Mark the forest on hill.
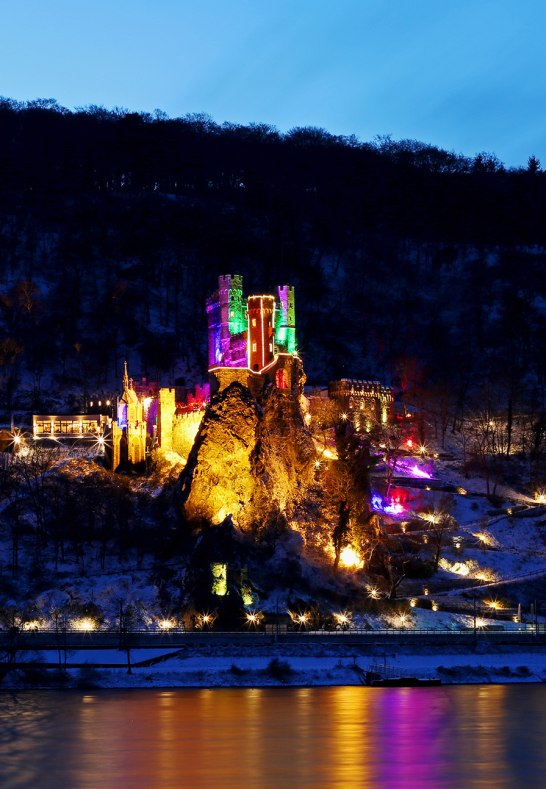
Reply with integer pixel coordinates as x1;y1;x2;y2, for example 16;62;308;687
0;97;545;427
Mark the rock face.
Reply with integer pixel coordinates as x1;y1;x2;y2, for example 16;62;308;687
180;380;315;530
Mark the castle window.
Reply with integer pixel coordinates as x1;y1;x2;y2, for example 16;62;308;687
269;342;273;352
252;342;257;352
252;318;256;327
230;310;234;318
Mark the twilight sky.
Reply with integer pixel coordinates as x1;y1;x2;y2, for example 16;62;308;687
2;0;545;167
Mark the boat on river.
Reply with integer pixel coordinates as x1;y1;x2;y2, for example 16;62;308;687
362;662;442;687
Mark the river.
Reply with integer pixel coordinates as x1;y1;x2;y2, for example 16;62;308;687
1;685;545;788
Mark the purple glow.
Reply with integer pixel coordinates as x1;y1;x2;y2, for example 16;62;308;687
371;493;406;516
391;457;433;479
409;464;432;479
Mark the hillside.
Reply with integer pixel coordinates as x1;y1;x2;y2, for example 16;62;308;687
0;98;545;432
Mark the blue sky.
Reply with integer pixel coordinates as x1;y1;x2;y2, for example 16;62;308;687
1;0;545;167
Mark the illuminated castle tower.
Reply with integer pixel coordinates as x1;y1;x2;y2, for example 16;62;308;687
275;285;296;355
206;274;246;368
247;295;275;371
112;362;147;469
207;275;302;397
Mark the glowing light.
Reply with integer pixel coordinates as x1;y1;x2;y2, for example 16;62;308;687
13;435;21;445
475;617;487;629
341;412;348;421
143;396;152;412
289;611;310;627
475;569;498;582
535;491;546;504
333;611;352;628
242;586;254;606
394;457;433;479
367;585;381;600
23;620;41;631
419;512;438;524
339;546;362;568
431;602;439;612
473;531;495;547
452;562;469;576
314;459;321;469
245;610;264;627
398;613;408;625
457;487;468;495
423;587;429;596
158;618;176;630
419;444;427;456
409;598;417;608
71;617;96;632
485;599;505;611
371;493;405;516
196;612;216;629
211;563;228;596
322;449;336;459
407;438;413;448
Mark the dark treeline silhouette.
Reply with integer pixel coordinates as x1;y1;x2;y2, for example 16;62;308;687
1;97;545;429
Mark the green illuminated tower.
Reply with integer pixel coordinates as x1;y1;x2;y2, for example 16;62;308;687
276;285;297;354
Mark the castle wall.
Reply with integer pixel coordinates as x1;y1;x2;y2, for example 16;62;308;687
172;411;204;458
328;379;395;430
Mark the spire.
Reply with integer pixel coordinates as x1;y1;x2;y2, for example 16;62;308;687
123;360;129;392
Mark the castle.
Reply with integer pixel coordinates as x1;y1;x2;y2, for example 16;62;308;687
206;274;303;399
108;364;206;470
26;275;393;468
111;275;303;468
328;379;394;430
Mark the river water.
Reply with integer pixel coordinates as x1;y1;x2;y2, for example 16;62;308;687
1;685;545;788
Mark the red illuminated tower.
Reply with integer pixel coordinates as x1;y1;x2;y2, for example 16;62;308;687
247;295;275;371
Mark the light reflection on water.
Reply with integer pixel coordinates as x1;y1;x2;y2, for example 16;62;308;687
1;685;545;788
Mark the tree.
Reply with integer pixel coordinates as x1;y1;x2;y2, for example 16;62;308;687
420;497;457;570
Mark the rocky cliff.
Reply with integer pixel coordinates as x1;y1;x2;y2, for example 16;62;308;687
179;379;316;530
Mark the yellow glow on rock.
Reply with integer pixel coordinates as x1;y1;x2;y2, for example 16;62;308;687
211;563;228;596
241;586;254;606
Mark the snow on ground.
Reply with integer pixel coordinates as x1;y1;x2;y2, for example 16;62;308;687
4;645;546;689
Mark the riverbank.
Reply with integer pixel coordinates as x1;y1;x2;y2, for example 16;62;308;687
2;642;545;689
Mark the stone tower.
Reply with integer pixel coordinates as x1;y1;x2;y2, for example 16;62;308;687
206;274;246;368
247;295;275;371
112;362;147;469
158;388;176;452
276;285;296;354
